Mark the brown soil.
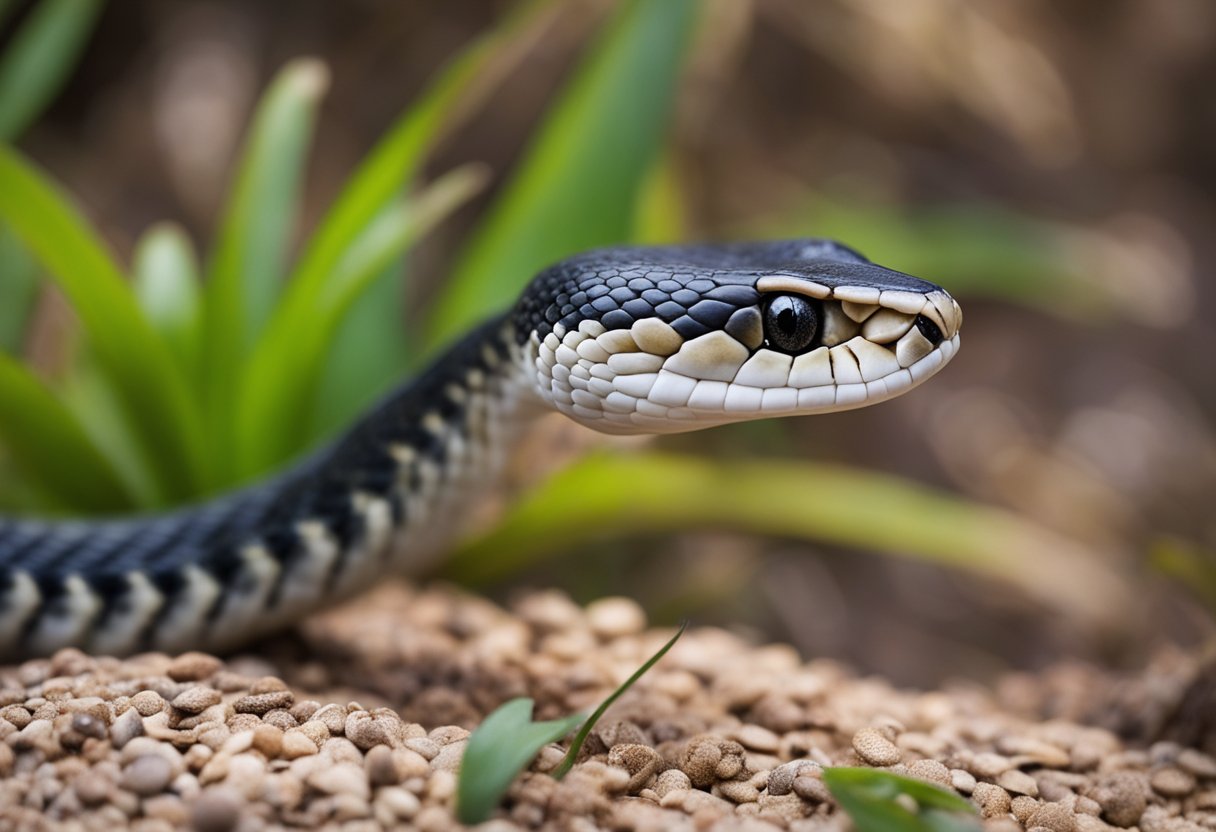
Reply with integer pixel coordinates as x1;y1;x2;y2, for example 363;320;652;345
1;583;1213;831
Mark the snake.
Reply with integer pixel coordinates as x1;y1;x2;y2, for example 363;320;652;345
0;239;961;660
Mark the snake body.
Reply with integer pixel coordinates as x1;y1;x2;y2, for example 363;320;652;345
0;240;961;659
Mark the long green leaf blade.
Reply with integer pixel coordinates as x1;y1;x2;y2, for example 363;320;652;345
234;167;485;476
200;58;328;483
0;227;40;352
428;0;697;349
0;352;132;511
0;146;203;502
133;222;201;373
445;452;1134;632
456;698;583;825
0;0;104;140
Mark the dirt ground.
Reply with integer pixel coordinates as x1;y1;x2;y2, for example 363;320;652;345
1;582;1214;831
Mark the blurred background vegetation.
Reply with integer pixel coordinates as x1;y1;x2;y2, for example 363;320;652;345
0;0;1212;685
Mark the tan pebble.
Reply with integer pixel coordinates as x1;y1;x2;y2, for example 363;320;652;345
0;704;31;728
680;788;734;813
110;707;144;748
428;769;457;801
313;703;348;735
972;782;1013;819
404;736;439;760
143;793;189;825
322;736;363;764
952;769;978;794
654;670;700;702
607;743;662;793
297;719;330;746
192;786;244;832
225;753;268;799
757;791;808;822
365;745;398;786
391;748;431;779
792;774;831;803
1075;795;1102;816
261;709;296;731
907;758;952;787
1178;749;1216;780
251;724;283;758
852;727;901;767
1151;767;1197;797
735;725;780;753
289;699;320;721
171;686;221;715
768;760;820;796
0;744;12;778
968;752;1013;778
197;725;230;751
282;730;318;759
184;744;213;772
1028;801;1077;832
998;769;1040;796
1009;794;1040;823
1073;814;1116;832
121;754;173;796
998;736;1072;769
131;690;165;717
375;785;420;821
221;730;254;755
345;709;400;750
73;771;112;806
232;690;293;715
166;652;223;682
226;713;260;733
715;778;760;803
653;768;691;798
586;596;646;638
431;739;467;772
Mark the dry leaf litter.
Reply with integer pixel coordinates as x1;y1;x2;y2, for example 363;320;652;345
0;583;1213;832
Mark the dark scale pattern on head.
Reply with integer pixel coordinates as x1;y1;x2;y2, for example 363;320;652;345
512;238;937;346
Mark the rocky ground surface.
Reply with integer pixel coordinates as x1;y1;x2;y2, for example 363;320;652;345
1;582;1214;832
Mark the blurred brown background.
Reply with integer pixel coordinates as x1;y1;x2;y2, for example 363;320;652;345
12;0;1216;685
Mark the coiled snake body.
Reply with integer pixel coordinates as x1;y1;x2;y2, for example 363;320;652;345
0;240;961;659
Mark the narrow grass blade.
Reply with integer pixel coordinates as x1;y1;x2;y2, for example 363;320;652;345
444;452;1135;633
234;166;486;475
0;0;104;140
0;352;133;512
456;698;583;825
133;222;201;373
551;621;686;780
0;226;40;353
200;59;328;482
0;147;204;502
428;0;697;349
823;768;980;832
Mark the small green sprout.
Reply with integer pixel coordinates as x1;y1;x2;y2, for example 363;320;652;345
455;621;686;824
823;767;982;832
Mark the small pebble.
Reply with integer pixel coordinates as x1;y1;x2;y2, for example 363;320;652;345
852;727;901;766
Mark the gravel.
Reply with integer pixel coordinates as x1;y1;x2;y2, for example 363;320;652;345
1;582;1214;831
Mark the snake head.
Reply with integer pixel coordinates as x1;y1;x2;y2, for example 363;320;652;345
517;240;961;435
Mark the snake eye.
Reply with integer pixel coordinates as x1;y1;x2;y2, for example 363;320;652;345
914;314;943;346
763;294;820;353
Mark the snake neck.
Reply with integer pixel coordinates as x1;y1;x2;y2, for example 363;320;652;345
0;314;541;658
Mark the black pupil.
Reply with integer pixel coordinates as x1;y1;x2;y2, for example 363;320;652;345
764;295;819;353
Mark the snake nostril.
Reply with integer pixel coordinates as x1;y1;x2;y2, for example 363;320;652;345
914;314;944;346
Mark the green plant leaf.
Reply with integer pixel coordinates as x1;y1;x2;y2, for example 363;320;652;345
456;699;583;825
444;451;1135;633
551;621;686;780
234;165;486;476
0;146;204;504
133;222;201;373
0;226;40;353
199;58;328;483
0;352;132;512
427;0;697;349
823;768;980;832
0;0;104;141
